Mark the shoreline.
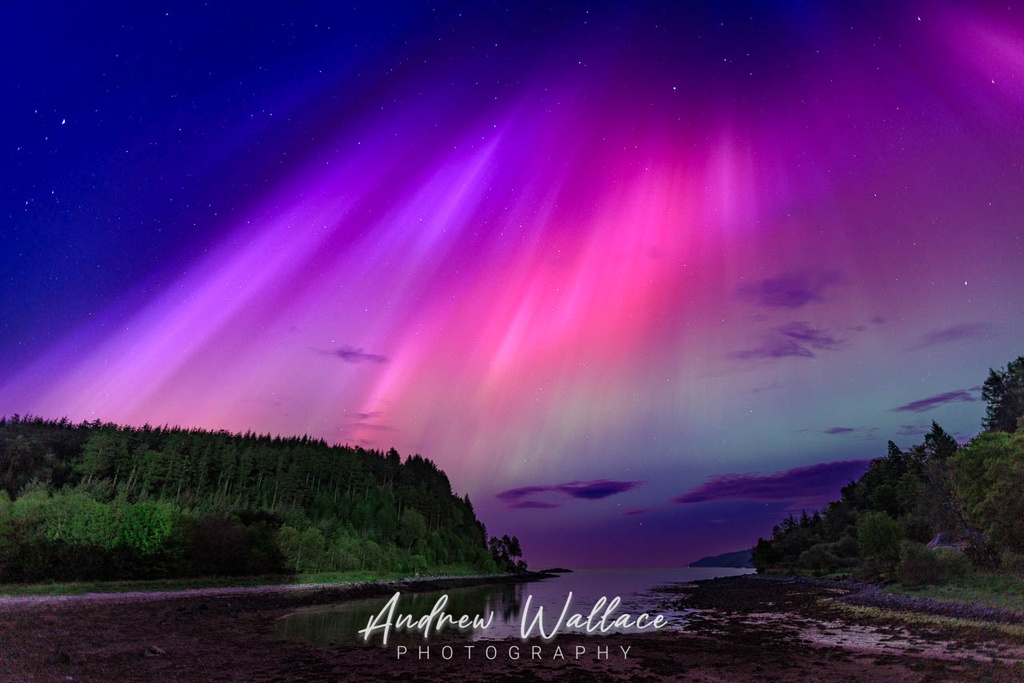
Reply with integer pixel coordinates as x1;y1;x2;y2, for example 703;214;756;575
0;571;551;611
696;574;1024;625
2;572;1023;681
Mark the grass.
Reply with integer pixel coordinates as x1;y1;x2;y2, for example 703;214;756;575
833;601;1024;641
0;564;494;598
884;570;1024;613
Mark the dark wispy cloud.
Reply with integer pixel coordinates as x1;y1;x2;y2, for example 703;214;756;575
824;427;855;435
622;507;655;516
316;346;388;364
735;270;840;309
350;422;395;432
496;485;552;502
730;339;811;360
891;389;977;413
345;410;395;434
496;479;643;509
672;460;871;508
506;500;560;510
912;323;994;350
558;480;643;499
779;322;841;346
730;322;844;360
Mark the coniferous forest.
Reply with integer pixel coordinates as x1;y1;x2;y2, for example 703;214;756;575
753;355;1024;585
0;419;503;583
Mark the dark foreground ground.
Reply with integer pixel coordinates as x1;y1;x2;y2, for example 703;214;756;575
1;574;1023;682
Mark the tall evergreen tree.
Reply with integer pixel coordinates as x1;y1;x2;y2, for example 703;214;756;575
982;356;1024;433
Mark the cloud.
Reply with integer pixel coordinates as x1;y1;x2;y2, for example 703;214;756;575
912;323;994;349
824;427;854;435
672;460;871;508
496;485;553;502
317;346;388;364
622;507;655;516
556;480;643;499
345;410;395;433
891;390;977;413
730;339;813;360
350;422;395;432
506;500;561;510
735;271;840;309
496;479;643;509
778;322;841;346
730;321;844;360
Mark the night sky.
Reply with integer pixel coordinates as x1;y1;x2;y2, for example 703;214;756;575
3;2;1023;567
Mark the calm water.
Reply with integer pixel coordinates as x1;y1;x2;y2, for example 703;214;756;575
275;567;753;646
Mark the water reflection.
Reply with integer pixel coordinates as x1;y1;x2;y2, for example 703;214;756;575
276;581;530;647
275;567;753;647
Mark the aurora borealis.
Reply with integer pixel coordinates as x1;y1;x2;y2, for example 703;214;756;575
3;2;1023;566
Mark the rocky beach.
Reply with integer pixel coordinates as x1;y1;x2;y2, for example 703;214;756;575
2;574;1022;682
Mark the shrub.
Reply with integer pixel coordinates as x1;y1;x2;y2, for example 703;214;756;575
897;541;940;586
933;547;971;581
798;543;840;575
403;554;428;574
897;542;971;586
858;511;902;577
1000;549;1024;575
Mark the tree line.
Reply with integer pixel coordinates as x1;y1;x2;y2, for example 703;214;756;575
0;418;520;582
752;355;1024;585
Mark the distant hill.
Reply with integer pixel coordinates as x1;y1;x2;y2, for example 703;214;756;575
688;549;754;568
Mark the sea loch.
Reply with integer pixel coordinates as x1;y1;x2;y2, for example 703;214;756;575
359;592;493;645
358;590;667;645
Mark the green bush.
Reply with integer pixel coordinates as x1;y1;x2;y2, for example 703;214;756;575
834;534;859;558
403;554;428;574
798;543;840;575
933;547;971;582
897;542;971;586
858;511;902;576
1000;549;1024;575
897;541;940;586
